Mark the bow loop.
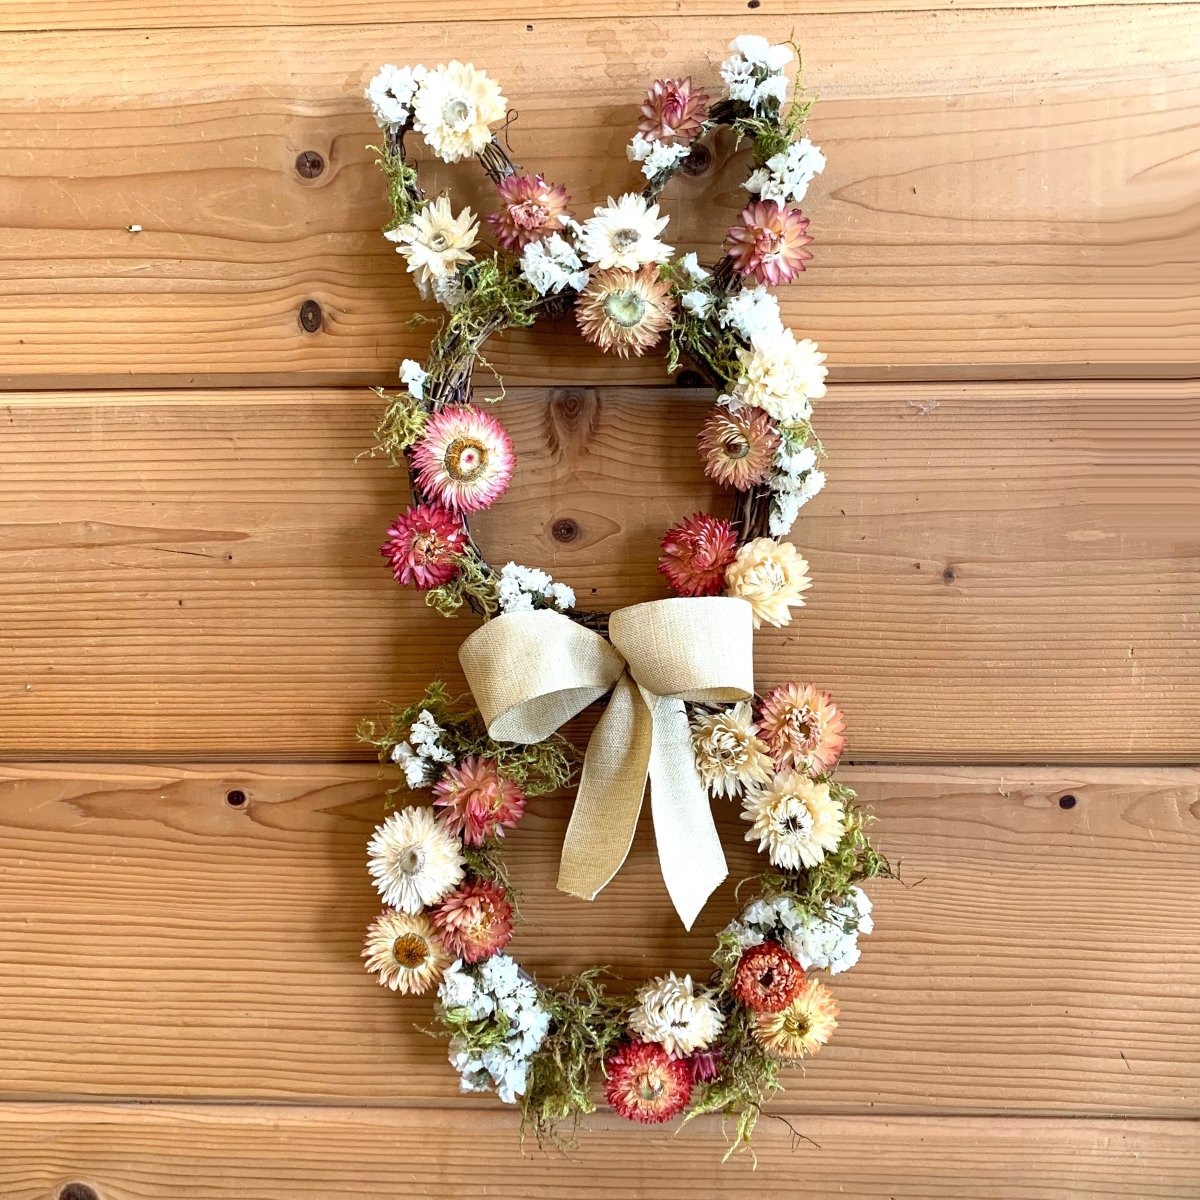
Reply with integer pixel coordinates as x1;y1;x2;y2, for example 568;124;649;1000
458;596;755;928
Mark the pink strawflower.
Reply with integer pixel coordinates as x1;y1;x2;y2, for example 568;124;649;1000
638;77;710;143
411;406;515;513
380;502;468;589
487;173;572;252
433;755;527;847
658;512;738;597
697;405;780;491
687;1047;723;1083
432;879;514;963
725;201;813;286
758;682;848;774
604;1040;693;1124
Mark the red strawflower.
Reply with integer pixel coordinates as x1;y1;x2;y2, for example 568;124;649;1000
725;201;814;286
433;755;527;847
432;879;514;963
487;174;572;252
380;502;468;589
733;941;806;1013
638;77;710;143
658;512;739;597
687;1047;724;1083
604;1039;693;1124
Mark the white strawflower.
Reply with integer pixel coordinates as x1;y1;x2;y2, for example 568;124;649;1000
399;358;427;400
691;701;774;799
628;972;724;1057
385;196;478;294
742;773;846;870
364;63;425;128
678;252;709;284
412;61;506;163
720;286;784;342
745;138;827;207
627;133;692;181
432;272;466;311
367;805;465;912
520;233;589;296
731;329;827;422
578;193;673;270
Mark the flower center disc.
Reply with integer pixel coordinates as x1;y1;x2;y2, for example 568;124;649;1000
392;933;430;968
444;437;488;481
604;289;648;328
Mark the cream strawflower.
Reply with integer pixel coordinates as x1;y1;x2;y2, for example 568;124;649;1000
367;805;465;913
725;537;811;628
628;972;724;1058
578;193;673;270
362;909;450;995
742;772;846;870
731;329;828;423
690;701;774;799
412;61;506;163
386;196;478;294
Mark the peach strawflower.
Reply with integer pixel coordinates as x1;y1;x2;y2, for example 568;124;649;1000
362;909;450;995
604;1040;693;1124
698;405;780;490
752;977;839;1059
576;264;675;357
487;174;572;252
725;200;813;286
733;940;805;1013
432;879;514;963
380;503;468;589
411;405;515;513
659;512;739;597
638;77;710;142
433;755;527;847
758;682;847;774
724;537;811;628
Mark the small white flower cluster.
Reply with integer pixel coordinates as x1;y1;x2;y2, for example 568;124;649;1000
519;233;589;296
720;34;793;113
720;286;784;342
769;437;826;537
745;138;826;207
439;955;552;1104
497;561;575;614
399;357;427;399
364;63;426;128
723;888;873;975
390;708;454;789
628;972;724;1057
627;133;692;181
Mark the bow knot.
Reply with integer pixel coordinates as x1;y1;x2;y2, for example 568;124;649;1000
458;596;755;928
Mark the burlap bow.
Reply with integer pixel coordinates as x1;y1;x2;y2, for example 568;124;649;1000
458;595;755;929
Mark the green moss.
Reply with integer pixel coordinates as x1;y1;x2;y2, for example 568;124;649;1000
371;386;429;462
423;552;500;620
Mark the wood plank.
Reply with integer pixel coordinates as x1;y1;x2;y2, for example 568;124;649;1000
0;1106;1196;1200
2;7;1197;385
2;382;1197;760
0;764;1196;1113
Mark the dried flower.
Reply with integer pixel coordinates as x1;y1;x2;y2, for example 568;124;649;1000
698;405;780;490
627;134;692;181
658;512;738;597
758;682;847;774
752;978;839;1059
385;196;478;294
433;879;515;963
367;805;465;913
520;232;589;296
380;503;468;589
720;286;784;342
639;77;710;142
362;909;450;994
732;940;805;1013
576;265;675;357
604;1040;693;1124
725;200;813;286
628;972;724;1058
578;193;673;270
731;329;827;423
742;772;846;870
411;405;515;513
487;174;572;252
412;61;506;163
690;701;774;799
724;536;811;628
433;755;527;846
745;138;827;207
687;1047;723;1083
365;63;426;129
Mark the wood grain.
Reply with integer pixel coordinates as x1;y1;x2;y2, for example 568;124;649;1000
0;763;1196;1113
2;382;1197;760
1;1106;1197;1200
2;7;1197;385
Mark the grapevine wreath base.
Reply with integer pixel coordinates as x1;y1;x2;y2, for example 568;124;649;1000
355;36;891;1156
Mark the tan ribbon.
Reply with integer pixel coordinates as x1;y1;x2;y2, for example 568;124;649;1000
458;595;755;929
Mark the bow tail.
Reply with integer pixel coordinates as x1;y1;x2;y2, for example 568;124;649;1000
646;693;728;930
557;673;653;903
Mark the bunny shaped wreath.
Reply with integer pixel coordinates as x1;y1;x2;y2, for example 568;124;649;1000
357;38;890;1157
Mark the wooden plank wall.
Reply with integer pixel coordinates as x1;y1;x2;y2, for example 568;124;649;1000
1;3;1198;1197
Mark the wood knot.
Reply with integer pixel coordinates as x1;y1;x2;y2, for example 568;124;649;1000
59;1185;101;1200
552;518;580;543
298;299;323;333
225;789;247;808
680;145;712;176
550;388;587;419
295;150;325;179
941;566;957;585
1058;794;1077;810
